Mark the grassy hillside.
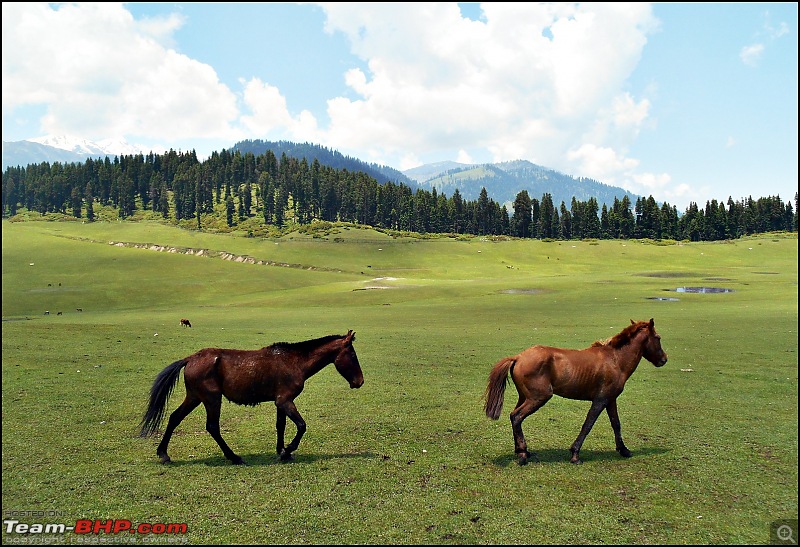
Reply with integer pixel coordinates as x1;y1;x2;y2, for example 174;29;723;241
2;219;797;544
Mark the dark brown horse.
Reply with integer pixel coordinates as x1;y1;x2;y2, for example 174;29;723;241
180;318;191;328
140;331;363;464
484;319;667;465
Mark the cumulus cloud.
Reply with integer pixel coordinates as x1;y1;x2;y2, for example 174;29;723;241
455;150;475;165
239;78;323;143
3;2;667;200
316;3;660;187
2;3;241;147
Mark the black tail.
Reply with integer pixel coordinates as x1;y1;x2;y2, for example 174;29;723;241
139;359;187;437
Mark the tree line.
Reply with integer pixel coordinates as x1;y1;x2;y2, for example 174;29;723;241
2;148;797;240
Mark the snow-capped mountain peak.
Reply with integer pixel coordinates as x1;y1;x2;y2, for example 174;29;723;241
28;135;152;157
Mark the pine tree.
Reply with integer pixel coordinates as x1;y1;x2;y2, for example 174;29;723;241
84;182;94;222
226;195;235;227
511;190;532;238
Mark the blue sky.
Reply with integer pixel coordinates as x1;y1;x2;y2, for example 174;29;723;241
2;2;797;210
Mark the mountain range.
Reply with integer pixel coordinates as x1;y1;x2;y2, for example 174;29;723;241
2;136;640;208
2;135;162;169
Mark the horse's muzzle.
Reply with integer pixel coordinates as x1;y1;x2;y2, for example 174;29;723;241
350;378;364;389
655;354;668;367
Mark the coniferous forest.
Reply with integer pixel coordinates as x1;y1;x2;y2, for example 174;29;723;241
2;147;797;241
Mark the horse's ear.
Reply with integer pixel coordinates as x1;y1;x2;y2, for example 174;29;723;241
649;318;655;327
345;330;355;344
630;319;635;325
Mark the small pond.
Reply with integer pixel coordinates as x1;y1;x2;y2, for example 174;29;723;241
671;287;734;294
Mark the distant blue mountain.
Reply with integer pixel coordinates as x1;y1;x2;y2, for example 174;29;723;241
3;135;160;170
231;139;420;190
2;140;91;169
4;137;639;209
402;161;475;183
409;159;639;208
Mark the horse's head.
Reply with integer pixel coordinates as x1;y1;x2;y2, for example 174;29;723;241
638;318;668;367
335;330;364;389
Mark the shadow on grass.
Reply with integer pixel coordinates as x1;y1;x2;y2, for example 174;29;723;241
490;446;670;467
161;450;380;467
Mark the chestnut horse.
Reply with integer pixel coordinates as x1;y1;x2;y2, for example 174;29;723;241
484;319;667;465
140;331;363;464
180;319;191;328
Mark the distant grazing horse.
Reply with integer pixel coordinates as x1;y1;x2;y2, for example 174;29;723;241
180;319;192;328
484;319;668;465
140;331;364;464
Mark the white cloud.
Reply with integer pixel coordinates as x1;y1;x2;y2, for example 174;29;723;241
3;2;670;201
2;3;240;146
566;144;639;185
740;43;765;66
317;3;660;186
456;149;475;165
773;21;789;38
239;77;322;143
738;12;790;68
764;17;790;39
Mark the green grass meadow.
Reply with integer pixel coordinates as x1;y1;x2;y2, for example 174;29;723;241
2;219;797;544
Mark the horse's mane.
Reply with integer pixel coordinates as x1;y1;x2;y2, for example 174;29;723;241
269;334;346;353
591;321;647;349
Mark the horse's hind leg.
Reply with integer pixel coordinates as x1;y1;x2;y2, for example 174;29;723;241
157;396;200;464
203;397;245;465
606;398;632;458
510;394;552;465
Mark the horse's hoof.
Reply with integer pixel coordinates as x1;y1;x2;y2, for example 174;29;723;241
516;451;530;466
570;458;583;465
279;451;295;462
158;454;171;464
231;458;247;465
619;449;632;458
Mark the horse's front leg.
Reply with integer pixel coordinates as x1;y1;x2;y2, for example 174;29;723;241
606;398;632;458
275;407;287;456
570;398;607;464
276;400;306;462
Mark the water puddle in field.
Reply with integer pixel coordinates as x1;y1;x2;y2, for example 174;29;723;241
670;287;734;294
648;286;735;300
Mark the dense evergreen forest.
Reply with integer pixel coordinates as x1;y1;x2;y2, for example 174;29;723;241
2;147;797;241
